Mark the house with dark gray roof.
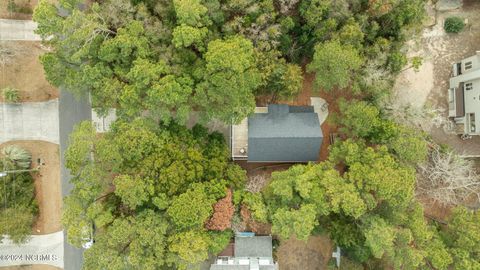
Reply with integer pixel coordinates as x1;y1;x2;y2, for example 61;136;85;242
231;104;323;162
210;235;278;270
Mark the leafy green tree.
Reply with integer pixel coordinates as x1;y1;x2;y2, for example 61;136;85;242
377;0;425;39
337;99;428;164
388;51;407;73
389;127;428;165
363;217;395;259
271;204;319;240
263;140;447;268
337;99;398;142
83;209;169;270
208;230;233;254
241;192;269;223
168;230;210;269
172;24;208;49
0;145;36;244
63;119;246;269
167;184;215;230
441;207;480;269
264;161;366;240
335;18;364;49
194;36;260;124
173;0;210;27
307;40;363;91
255;50;303;102
299;0;332;28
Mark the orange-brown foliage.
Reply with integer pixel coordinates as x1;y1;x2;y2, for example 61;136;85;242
205;189;235;231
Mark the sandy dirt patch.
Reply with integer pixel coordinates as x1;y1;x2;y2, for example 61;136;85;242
0;41;58;103
277;235;333;270
0;0;37;20
391;0;480;156
393;58;434;108
0;141;61;234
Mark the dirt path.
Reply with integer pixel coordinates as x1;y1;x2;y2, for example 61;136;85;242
0;41;58;102
0;141;62;234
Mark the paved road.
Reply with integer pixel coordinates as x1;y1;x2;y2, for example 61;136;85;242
59;90;91;270
0;19;41;41
0;100;59;144
0;231;64;268
1;17;90;269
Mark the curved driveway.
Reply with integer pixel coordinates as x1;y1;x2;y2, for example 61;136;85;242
0;99;59;144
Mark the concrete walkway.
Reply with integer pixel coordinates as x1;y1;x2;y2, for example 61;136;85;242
0;99;59;144
0;231;64;268
311;97;329;125
0;19;41;41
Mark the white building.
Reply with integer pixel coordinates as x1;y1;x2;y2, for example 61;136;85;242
449;51;480;136
91;109;117;133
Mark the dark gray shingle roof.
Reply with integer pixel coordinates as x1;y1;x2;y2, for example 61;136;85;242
248;104;323;162
234;236;273;258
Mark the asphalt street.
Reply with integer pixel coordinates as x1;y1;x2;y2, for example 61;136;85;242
59;90;91;270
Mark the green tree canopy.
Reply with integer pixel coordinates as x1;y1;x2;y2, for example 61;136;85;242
440;207;480;270
0;146;37;244
263;139;447;268
62;119;246;269
337;99;428;164
34;0;303;125
194;36;261;124
307;40;363;91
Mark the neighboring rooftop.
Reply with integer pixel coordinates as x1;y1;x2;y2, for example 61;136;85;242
449;51;480;136
234;236;273;258
210;235;278;270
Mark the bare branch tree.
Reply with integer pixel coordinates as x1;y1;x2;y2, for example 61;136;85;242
381;99;455;134
246;173;269;193
277;0;300;15
417;145;480;206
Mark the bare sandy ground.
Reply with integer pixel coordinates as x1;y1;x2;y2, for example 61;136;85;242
0;141;62;234
277;235;333;270
0;41;58;103
392;0;480;156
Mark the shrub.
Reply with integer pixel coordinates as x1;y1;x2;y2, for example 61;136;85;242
388;51;408;73
444;17;465;33
6;0;32;14
1;145;32;169
2;87;20;103
7;0;17;13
